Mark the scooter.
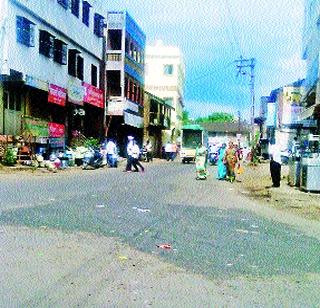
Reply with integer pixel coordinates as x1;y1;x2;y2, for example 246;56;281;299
82;148;103;169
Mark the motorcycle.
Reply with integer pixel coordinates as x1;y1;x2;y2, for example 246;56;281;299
82;148;103;169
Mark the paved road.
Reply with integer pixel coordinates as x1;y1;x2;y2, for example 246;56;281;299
1;161;320;306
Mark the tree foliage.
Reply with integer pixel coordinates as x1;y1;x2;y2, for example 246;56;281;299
182;110;192;125
195;112;234;123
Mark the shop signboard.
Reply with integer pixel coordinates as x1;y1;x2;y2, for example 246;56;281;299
107;96;125;115
68;79;85;105
49;137;65;148
24;75;49;92
124;111;143;128
23;116;49;137
48;84;67;106
83;82;104;108
48;122;65;138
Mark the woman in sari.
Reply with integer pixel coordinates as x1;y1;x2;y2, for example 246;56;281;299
195;143;208;180
224;141;240;183
216;143;227;180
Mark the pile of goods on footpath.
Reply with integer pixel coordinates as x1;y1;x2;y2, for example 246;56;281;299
0;136;119;172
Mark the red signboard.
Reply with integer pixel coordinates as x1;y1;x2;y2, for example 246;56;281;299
48;122;65;138
83;82;104;109
48;84;67;106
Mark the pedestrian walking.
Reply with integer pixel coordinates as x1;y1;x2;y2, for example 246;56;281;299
224;141;240;183
131;140;145;172
171;142;177;161
145;139;153;162
195;143;207;180
165;142;172;161
106;138;118;167
269;143;282;187
125;136;134;172
216;143;227;180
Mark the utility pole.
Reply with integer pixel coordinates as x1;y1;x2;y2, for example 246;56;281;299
235;57;256;144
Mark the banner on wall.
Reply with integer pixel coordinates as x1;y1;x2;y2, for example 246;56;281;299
82;82;104;108
48;84;67;106
23;116;49;137
68;79;85;105
48;122;65;138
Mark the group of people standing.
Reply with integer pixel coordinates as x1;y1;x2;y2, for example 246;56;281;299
216;141;241;183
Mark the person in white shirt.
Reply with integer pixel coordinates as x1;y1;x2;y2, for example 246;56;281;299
165;142;172;161
131;140;145;172
125;136;134;172
269;143;282;187
106;139;117;167
144;139;153;162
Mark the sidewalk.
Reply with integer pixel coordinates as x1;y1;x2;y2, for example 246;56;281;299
234;160;320;221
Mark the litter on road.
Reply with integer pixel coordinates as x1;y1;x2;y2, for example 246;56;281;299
235;229;249;234
118;255;128;261
156;243;172;250
96;204;106;208
132;207;151;213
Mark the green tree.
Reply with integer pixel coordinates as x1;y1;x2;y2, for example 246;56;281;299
195;112;234;123
182;110;192;125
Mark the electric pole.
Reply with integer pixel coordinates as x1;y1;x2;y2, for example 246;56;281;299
234;57;256;144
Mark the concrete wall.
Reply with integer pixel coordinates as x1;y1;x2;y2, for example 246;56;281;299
4;0;103;89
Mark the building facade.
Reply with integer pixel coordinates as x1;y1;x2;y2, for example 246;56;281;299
145;40;185;143
301;0;320;130
143;91;173;157
105;11;145;154
0;0;105;149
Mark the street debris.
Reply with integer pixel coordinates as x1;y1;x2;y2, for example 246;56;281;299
132;206;151;213
96;204;105;208
235;229;249;234
118;255;128;261
156;243;172;250
226;263;233;267
251;225;259;228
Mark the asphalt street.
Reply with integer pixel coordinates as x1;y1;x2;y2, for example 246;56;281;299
1;160;320;306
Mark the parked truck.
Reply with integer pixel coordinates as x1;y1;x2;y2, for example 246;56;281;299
180;124;206;163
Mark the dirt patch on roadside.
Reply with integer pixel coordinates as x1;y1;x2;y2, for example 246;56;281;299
235;161;320;221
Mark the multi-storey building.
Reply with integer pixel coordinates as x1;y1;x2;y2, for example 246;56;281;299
143;91;173;157
105;11;145;154
145;40;185;143
301;0;320;130
0;0;106;149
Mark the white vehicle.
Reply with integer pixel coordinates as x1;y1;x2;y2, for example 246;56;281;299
180;124;205;163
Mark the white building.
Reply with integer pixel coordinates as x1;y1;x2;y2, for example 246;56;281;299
0;0;106;142
145;40;185;142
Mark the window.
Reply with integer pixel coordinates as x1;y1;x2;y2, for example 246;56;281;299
68;49;84;80
77;55;84;81
4;91;21;111
16;16;35;47
39;30;55;58
91;64;98;87
82;1;91;27
164;64;173;75
94;13;104;37
54;39;67;65
57;0;69;9
71;0;80;17
68;49;79;77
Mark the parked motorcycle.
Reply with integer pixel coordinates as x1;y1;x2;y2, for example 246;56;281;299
82;148;103;169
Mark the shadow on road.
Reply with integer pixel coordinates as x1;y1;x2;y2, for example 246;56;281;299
1;197;320;280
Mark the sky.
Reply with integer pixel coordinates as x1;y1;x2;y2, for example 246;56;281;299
103;0;306;121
